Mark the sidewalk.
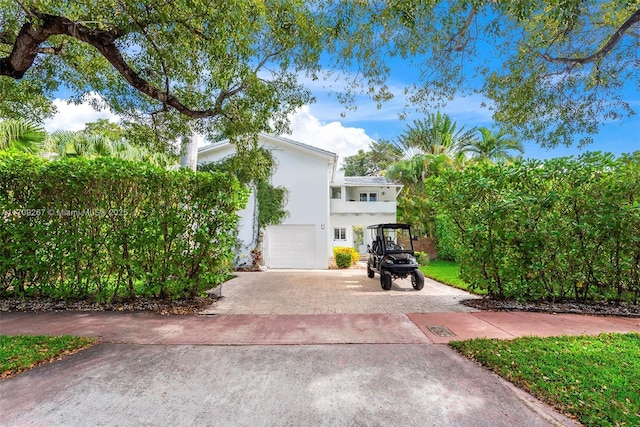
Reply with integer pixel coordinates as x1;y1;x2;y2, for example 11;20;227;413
1;310;639;345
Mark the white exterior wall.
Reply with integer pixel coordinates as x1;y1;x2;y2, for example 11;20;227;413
329;213;397;255
263;140;332;269
198;135;335;269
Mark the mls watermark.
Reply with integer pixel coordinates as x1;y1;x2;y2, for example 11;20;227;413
4;208;129;217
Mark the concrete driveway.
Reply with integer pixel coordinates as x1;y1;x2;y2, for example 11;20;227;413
205;266;480;315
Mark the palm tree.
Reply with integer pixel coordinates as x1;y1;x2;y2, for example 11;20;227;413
397;112;476;160
44;129;176;166
0;119;46;152
458;127;524;163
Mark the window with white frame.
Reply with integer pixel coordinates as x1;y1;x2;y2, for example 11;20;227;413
334;227;346;240
359;192;378;202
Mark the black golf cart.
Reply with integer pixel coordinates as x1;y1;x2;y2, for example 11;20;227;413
366;223;425;290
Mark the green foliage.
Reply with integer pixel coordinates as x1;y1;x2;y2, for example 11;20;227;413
352;225;364;248
414;251;430;266
333;246;359;268
0;0;377;141
0;75;57;121
434;214;459;261
43;126;178;166
0;152;249;301
458;127;524;164
387;153;456;237
199;145;274;185
451;333;640;426
2;2;636;148
342;140;403;176
256;180;288;227
329;1;638;147
428;151;640;302
398;112;475;158
0;119;46;153
1;335;95;379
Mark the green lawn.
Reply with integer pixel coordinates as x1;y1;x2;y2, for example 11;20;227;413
420;260;485;295
1;335;96;380
451;333;640;426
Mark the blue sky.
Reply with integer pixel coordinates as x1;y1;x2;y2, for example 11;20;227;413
45;42;640;164
294;59;640;161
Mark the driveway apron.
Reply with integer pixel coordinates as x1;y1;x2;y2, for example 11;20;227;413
2;268;636;426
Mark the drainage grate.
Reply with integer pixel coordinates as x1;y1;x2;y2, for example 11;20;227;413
427;325;456;337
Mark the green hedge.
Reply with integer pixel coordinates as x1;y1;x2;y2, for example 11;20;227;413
0;153;249;301
428;152;640;303
434;214;458;261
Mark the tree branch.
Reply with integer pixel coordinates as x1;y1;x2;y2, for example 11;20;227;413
454;8;476;52
0;13;222;119
543;9;640;65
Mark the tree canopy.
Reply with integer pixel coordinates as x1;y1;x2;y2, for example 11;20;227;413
1;1;637;148
342;140;402;176
332;0;639;147
0;0;343;141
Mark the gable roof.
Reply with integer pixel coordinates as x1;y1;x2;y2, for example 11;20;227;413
198;133;337;161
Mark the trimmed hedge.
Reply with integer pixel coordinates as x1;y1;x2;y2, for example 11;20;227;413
428;152;640;303
0;153;249;301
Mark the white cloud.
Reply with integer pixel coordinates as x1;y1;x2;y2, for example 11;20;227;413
44;95;119;132
282;105;374;164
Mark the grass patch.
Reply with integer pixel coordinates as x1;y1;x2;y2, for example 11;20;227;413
1;335;96;380
420;260;485;295
450;333;640;426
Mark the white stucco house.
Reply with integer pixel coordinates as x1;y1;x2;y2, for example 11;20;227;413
329;174;403;256
198;133;401;269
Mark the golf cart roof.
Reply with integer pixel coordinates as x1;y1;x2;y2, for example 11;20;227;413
366;223;411;229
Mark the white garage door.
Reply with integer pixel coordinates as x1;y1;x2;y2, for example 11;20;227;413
266;225;316;269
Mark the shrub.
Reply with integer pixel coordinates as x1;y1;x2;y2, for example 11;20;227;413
333;246;359;268
427;152;640;303
434;214;459;261
0;153;249;301
415;251;430;266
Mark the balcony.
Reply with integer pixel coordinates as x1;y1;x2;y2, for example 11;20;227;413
330;199;397;214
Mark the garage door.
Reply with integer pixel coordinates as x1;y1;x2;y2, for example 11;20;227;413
266;225;316;269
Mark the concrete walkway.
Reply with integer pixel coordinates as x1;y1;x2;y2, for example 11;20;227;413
1;268;639;426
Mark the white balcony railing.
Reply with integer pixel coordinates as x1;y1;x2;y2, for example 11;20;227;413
330;199;397;214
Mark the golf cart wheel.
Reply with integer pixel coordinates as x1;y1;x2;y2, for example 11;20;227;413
367;264;375;278
380;271;392;290
411;269;425;290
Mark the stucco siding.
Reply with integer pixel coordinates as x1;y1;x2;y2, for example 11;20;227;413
329;213;397;255
198;135;335;269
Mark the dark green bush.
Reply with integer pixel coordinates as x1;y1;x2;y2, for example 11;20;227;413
434;214;458;261
428;152;640;303
0;153;249;301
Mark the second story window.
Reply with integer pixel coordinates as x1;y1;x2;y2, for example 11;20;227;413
359;192;378;202
331;187;342;199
